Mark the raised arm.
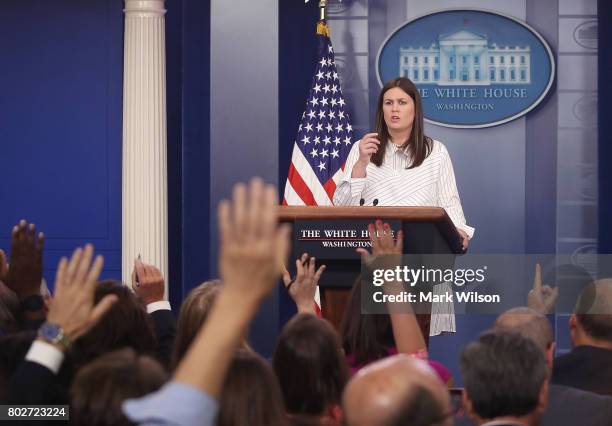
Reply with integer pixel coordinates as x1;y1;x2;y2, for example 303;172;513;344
9;244;117;405
0;220;46;326
123;178;291;426
175;178;290;394
357;221;426;354
282;253;325;315
132;260;176;369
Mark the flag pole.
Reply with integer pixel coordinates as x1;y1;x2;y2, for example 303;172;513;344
316;0;330;37
319;0;327;21
305;0;328;22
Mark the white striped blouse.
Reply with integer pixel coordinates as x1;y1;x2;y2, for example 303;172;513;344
333;139;475;238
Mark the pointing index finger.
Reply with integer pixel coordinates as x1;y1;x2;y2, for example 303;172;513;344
533;263;542;291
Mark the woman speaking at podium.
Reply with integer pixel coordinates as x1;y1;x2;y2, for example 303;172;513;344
333;77;474;248
332;77;474;336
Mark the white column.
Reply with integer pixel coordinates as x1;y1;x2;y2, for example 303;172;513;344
122;0;168;295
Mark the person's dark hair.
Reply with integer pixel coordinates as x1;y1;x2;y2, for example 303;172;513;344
69;280;157;369
273;313;348;416
574;281;612;342
171;280;222;369
340;276;395;364
460;330;547;420
69;348;167;426
371;77;432;169
217;350;288;426
387;385;447;426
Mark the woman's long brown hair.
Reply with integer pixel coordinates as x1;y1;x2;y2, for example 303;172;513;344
371;77;432;168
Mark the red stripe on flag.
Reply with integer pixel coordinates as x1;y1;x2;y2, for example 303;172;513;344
287;163;317;206
323;179;337;202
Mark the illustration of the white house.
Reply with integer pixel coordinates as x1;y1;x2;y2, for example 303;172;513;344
399;30;531;85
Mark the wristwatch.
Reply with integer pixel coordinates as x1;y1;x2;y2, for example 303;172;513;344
38;322;71;351
20;295;44;312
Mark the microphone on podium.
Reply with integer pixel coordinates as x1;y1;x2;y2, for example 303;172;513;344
373;199;379;206
359;198;365;206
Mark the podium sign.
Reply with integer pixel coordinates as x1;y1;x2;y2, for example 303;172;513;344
294;219;402;260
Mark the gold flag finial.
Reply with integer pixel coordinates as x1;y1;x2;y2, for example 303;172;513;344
305;0;330;21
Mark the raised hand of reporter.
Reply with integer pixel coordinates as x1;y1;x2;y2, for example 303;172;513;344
132;259;165;305
0;220;44;300
174;178;291;398
282;253;326;314
357;220;424;353
42;244;117;351
218;178;291;305
356;220;403;265
528;263;558;315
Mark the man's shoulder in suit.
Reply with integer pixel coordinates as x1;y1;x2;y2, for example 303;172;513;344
553;345;612;395
544;383;612;426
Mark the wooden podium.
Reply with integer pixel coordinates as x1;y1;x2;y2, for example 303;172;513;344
278;206;464;340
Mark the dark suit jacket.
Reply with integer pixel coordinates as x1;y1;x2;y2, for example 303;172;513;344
5;361;68;426
454;384;612;426
544;384;612;426
553;345;612;396
5;310;175;404
149;309;176;370
7;359;69;406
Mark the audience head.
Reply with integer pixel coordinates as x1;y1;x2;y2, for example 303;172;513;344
341;276;395;365
570;279;612;348
171;279;223;368
273;313;348;423
70;280;157;368
217;350;288;426
494;306;555;368
70;348;167;426
460;330;548;426
343;354;452;426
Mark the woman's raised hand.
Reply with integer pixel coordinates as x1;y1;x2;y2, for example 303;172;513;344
356;133;380;166
351;133;380;179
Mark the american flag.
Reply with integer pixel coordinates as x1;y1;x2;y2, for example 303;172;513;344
282;21;354;206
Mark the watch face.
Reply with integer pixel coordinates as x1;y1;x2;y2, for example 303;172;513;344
40;323;61;340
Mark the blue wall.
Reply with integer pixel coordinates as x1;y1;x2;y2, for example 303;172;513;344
0;0;124;284
0;0;211;305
